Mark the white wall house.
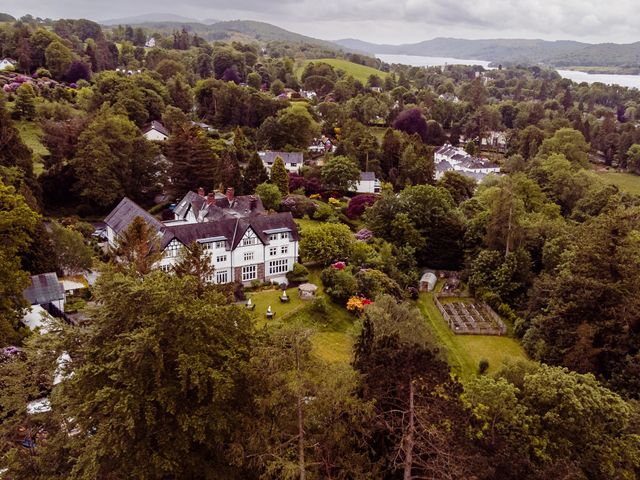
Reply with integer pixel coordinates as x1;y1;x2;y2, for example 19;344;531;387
352;172;381;194
105;188;300;286
259;151;303;174
143;120;169;141
0;58;16;70
145;37;156;48
434;143;501;181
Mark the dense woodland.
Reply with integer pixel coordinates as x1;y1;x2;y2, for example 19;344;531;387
1;15;640;480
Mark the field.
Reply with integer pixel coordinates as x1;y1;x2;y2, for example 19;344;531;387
295;58;389;84
417;292;528;380
597;171;640;196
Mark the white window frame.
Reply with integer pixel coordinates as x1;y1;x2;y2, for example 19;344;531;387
241;229;258;247
243;252;254;262
242;265;257;281
216;255;227;263
166;241;181;258
280;245;288;255
269;246;277;256
269;233;278;241
216;270;228;284
269;259;288;275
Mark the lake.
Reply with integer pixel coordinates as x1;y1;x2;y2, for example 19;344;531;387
376;53;640;89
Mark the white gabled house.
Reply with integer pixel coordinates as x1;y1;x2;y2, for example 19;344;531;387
142;120;169;141
259;151;304;174
104;188;300;285
0;58;16;71
352;172;381;194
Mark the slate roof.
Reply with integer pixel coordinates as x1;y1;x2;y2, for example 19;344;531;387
259;151;304;165
143;120;169;137
161;212;298;250
173;191;200;219
104;197;164;236
24;273;65;306
360;171;376;181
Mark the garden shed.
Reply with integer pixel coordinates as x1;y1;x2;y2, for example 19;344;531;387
419;271;437;292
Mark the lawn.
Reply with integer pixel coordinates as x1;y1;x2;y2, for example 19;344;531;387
245;270;356;364
295;58;389;84
597;171;640;196
417;292;528;380
14;120;49;175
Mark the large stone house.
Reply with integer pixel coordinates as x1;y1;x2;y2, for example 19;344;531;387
104;188;299;285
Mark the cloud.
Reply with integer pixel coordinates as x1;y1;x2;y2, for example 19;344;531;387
4;0;640;43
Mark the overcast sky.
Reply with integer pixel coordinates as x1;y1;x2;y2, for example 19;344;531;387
2;0;640;44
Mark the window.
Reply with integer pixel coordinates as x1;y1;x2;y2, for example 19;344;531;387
204;274;214;283
280;232;289;240
290;163;297;167
269;233;278;241
243;252;254;262
160;265;171;273
216;270;228;284
242;265;257;281
269;246;277;256
281;245;288;255
269;259;288;275
202;242;214;251
242;237;255;246
166;241;181;258
215;241;225;249
216;255;227;263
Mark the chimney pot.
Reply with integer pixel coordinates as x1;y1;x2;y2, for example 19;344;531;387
226;187;235;204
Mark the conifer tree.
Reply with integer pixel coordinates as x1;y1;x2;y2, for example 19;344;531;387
270;156;289;195
243;152;268;193
166;124;217;196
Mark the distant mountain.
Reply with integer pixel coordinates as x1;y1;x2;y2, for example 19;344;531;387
101;13;199;25
0;12;15;22
206;20;341;49
99;18;348;53
335;37;640;69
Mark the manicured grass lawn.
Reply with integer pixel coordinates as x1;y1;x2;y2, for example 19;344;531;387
245;269;356;364
295;58;389;84
416;292;528;380
294;217;323;233
597;171;640;196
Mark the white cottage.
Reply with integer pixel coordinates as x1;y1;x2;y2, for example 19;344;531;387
0;58;16;71
259;151;304;174
352;172;381;194
143;120;169;141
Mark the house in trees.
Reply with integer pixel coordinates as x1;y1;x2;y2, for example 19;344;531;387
435;143;500;181
142;120;169;141
259;151;304;174
22;272;66;332
104;188;300;285
0;58;16;70
352;171;381;194
145;37;156;48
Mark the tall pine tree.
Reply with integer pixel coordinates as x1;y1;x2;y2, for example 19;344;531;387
167;124;217;197
270;156;289;196
242;152;268;194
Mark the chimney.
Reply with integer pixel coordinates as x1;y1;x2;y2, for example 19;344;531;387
197;187;205;197
207;192;215;206
226;187;235;205
249;195;257;211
